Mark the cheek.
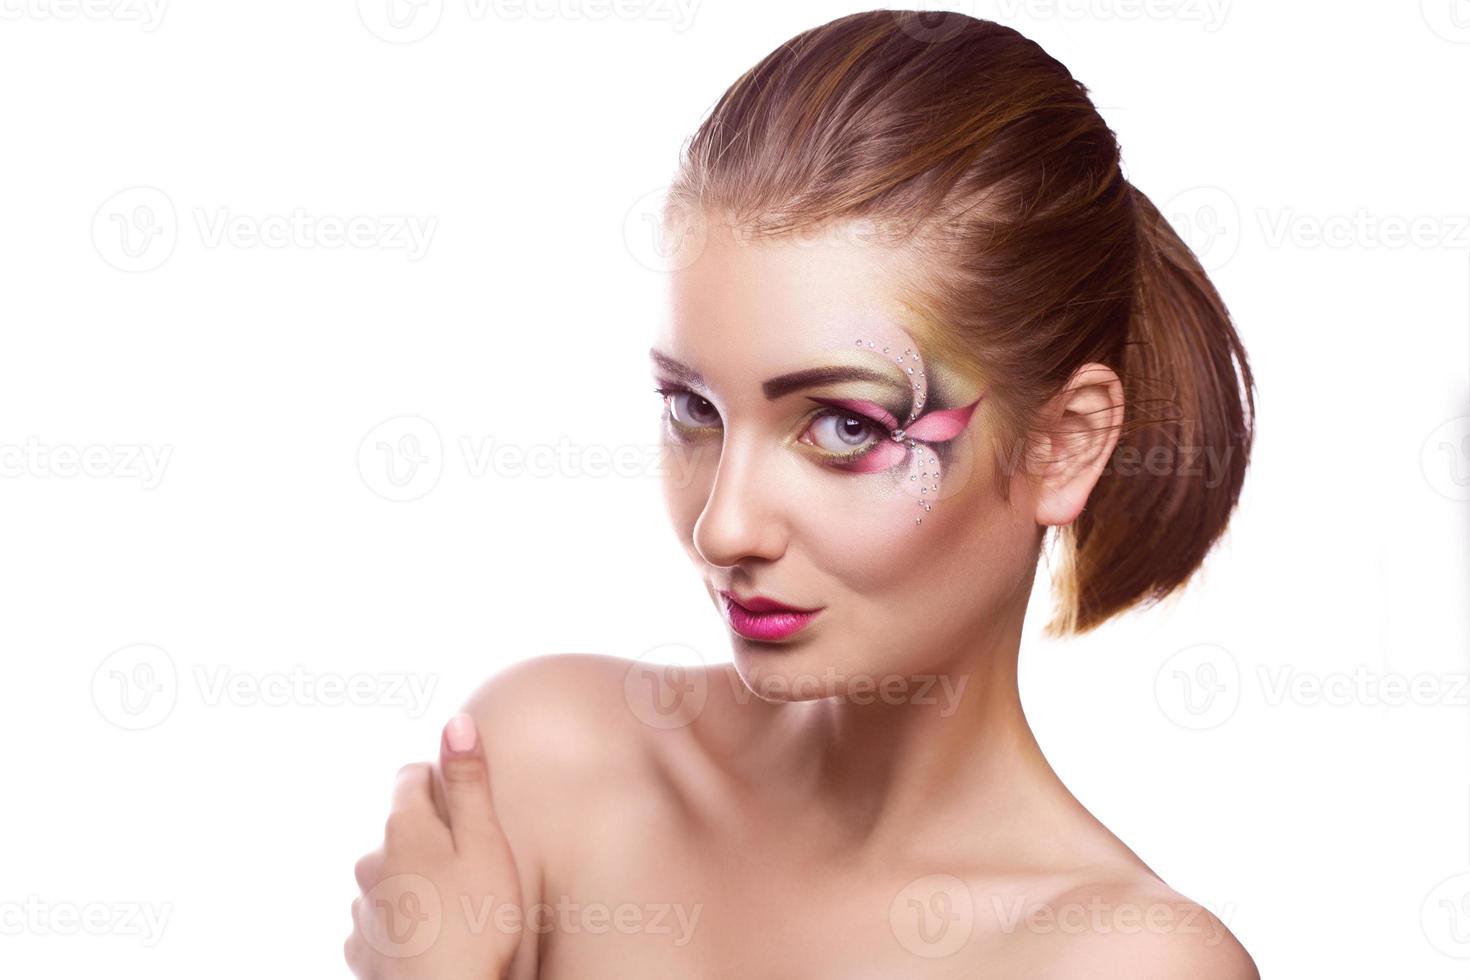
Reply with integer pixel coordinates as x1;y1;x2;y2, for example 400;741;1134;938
797;491;925;591
801;440;1014;628
799;436;988;588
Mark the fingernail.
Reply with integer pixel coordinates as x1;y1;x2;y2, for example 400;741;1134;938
445;712;477;753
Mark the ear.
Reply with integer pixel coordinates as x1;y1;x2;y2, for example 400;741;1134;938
1030;362;1124;527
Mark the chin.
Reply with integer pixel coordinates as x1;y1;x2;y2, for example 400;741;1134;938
731;642;870;703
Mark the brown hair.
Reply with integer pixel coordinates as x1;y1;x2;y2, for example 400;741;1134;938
664;10;1256;636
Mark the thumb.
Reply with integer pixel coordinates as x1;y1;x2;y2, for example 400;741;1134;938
438;711;500;853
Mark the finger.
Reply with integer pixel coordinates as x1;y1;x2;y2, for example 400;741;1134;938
437;711;502;855
353;850;382;892
430;757;450;825
343;929;368;977
390;762;438;820
386;763;450;850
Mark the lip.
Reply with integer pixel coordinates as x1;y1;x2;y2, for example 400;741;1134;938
718;590;822;641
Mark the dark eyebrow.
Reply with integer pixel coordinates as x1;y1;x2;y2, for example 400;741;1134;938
649;348;912;401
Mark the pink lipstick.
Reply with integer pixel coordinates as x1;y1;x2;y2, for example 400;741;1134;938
718;590;822;641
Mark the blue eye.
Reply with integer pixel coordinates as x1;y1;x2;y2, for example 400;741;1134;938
805;412;880;453
654;386;721;432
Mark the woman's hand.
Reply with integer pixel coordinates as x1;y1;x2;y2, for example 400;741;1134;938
346;713;524;980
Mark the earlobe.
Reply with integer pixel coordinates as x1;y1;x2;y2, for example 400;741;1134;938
1032;363;1125;528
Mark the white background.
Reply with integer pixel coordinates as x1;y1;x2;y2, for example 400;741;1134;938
1;1;1466;976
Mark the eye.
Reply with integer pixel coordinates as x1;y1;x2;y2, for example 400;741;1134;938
654;385;722;432
801;410;882;457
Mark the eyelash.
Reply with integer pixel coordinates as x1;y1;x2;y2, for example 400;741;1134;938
652;384;885;467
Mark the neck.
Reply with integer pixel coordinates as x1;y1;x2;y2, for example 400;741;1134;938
721;598;1096;870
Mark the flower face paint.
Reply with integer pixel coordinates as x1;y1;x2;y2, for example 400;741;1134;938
809;334;986;525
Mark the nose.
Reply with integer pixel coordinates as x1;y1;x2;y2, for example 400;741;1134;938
691;431;788;568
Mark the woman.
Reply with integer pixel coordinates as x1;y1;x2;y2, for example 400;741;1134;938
346;10;1259;978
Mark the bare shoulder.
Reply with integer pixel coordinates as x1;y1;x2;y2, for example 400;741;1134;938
459;652;660;780
1019;873;1259;979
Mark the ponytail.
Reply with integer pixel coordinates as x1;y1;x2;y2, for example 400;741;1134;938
1046;185;1257;636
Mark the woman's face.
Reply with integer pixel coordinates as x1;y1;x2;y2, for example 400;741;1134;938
653;217;1040;701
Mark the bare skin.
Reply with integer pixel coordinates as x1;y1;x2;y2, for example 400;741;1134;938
347;217;1260;978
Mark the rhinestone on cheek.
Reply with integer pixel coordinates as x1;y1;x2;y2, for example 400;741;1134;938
855;335;948;527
